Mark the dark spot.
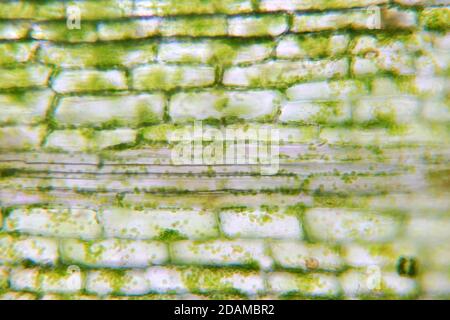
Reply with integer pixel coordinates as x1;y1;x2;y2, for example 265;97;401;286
397;256;418;277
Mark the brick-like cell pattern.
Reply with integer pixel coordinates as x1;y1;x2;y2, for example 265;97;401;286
0;0;449;300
